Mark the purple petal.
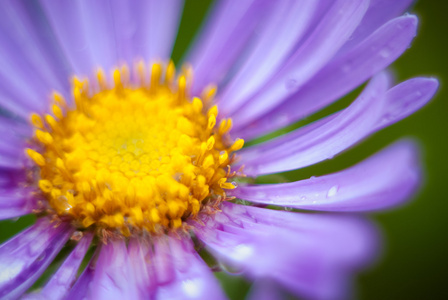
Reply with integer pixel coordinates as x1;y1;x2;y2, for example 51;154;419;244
37;233;93;300
0;218;72;299
127;239;156;298
373;77;439;131
0;168;26;189
0;1;72;117
192;202;377;300
246;279;285;300
42;0;182;77
0;191;35;220
238;72;391;176
232;139;421;211
40;0;97;76
0;117;32;138
153;237;176;287
187;0;272;95
217;1;318;114
236;15;419;139
0;153;23;170
338;0;413;54
155;236;227;300
89;240;140;299
229;0;369;127
41;0;118;75
0;131;27;163
65;253;96;300
109;0;184;65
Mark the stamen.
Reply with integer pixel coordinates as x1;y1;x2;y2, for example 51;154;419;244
26;62;244;236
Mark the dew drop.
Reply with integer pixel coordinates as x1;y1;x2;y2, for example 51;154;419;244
379;49;390;58
285;78;298;90
342;64;352;73
218;261;244;275
327;185;339;198
284;207;293;211
182;279;202;298
36;252;46;262
255;191;267;198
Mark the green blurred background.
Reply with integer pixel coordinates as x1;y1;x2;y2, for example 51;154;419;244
1;1;447;299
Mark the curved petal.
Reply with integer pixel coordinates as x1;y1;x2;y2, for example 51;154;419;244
218;0;318;114
229;0;369;127
0;1;72;117
236;15;419;139
0;218;72;299
192;202;377;300
35;233;93;300
232;139;421;211
0;153;23;170
65;253;96;300
42;0;183;77
238;72;391;176
0;117;32;138
127;239;156;298
41;0;117;76
39;0;96;76
88;240;140;300
187;0;272;94
373;77;439;131
338;0;413;54
155;236;227;300
0;191;36;220
109;0;183;65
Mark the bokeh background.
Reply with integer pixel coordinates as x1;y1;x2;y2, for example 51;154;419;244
0;1;447;299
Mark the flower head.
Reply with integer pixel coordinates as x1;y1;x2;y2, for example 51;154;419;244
0;1;438;300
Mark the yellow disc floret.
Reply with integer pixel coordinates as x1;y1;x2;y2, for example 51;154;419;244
26;62;243;235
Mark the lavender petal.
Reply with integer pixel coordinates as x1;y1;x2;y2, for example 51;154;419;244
65;253;96;300
37;233;93;300
238;72;391;176
229;0;369;128
187;0;272;95
0;1;72;117
109;0;184;66
0;192;35;220
232;139;421;211
89;240;140;299
155;236;227;300
0;218;72;299
236;15;418;139
192;202;377;300
338;0;413;54
218;0;318;115
373;77;439;130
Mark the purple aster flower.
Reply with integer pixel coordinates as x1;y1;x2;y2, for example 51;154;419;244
0;1;438;300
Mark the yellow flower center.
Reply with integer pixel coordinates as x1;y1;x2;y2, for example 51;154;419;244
26;62;243;236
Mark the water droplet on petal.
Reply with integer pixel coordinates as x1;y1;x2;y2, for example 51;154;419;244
285;78;298;90
327;185;339;198
379;49;390;58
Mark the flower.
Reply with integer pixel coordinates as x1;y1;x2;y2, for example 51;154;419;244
0;1;438;300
